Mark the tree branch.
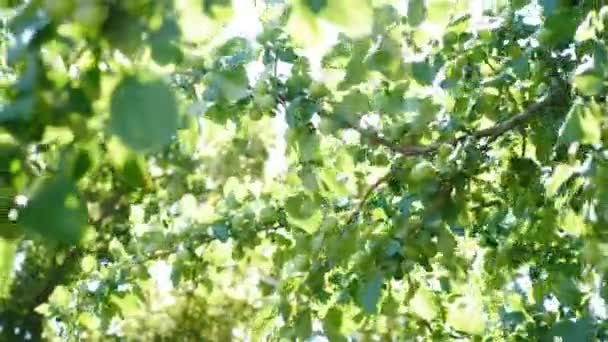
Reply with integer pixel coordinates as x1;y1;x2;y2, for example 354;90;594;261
355;90;558;157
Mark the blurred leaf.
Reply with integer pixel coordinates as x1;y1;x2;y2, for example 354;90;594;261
539;8;580;47
303;0;327;13
320;0;373;38
20;176;88;244
407;0;426;27
287;2;324;47
110;76;179;152
540;0;559;17
0;238;17;298
427;0;453;26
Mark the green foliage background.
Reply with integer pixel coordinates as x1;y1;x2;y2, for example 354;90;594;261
1;0;608;340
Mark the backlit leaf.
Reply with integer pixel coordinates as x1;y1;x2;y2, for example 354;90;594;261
447;296;486;335
558;102;601;146
410;285;439;321
546;163;574;196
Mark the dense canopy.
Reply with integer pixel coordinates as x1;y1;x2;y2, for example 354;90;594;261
1;0;608;340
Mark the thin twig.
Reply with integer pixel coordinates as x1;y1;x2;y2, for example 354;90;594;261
347;170;393;224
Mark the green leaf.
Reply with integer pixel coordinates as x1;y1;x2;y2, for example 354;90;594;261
77;312;100;330
177;114;200;155
334;90;370;124
285;194;317;220
0;95;34;122
511;0;529;9
303;0;327;13
149;19;183;66
287;2;324;48
110;75;179;152
320;0;373;38
573;57;604;96
103;8;144;56
538;8;580;47
411;59;435;85
20;176;88;244
110;293;142;317
207;66;250;103
437;226;457;256
546;163;574;196
560;209;586;236
446;296;486;335
549;317;593;341
286;97;319;128
0;238;17;298
552;274;582;307
427;0;453;26
107;138;151;190
285;193;322;233
203;0;232;18
80;255;97;273
574;11;597;42
407;0;426;27
49;285;72;309
558;102;602;146
540;0;559;17
573;73;603;96
357;272;383;314
340;39;370;88
294;309;312;340
367;37;405;80
322;307;344;338
410;285;439;321
252;306;277;341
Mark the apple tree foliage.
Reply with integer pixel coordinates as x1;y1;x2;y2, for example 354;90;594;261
1;0;608;340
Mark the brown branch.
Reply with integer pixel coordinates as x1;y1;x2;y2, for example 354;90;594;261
355;90;557;157
347;170;393;224
342;91;558;222
470;92;552;139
